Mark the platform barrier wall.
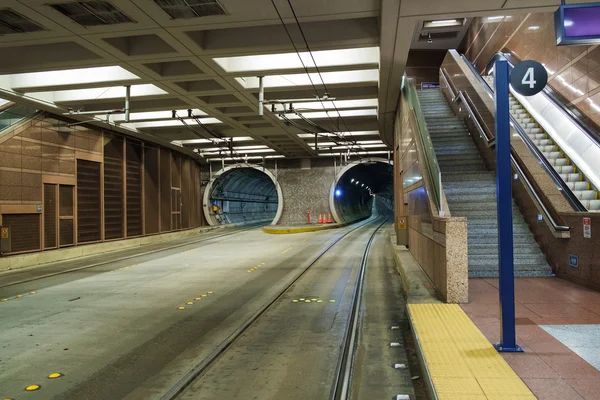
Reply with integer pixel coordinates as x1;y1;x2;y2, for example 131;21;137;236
396;81;468;303
442;50;600;291
0;112;206;257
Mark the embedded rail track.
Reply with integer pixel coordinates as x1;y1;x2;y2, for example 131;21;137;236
161;216;389;400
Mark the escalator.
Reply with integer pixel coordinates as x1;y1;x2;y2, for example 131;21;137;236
481;75;600;210
417;89;552;277
475;53;600;212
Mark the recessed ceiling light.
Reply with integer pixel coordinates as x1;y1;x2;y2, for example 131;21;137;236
487;16;504;21
528;26;540;30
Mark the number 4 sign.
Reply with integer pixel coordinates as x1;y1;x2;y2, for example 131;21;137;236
510;60;548;97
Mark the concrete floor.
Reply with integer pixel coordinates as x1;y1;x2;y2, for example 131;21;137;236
0;221;418;400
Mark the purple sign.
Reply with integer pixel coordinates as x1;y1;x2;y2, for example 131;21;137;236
564;6;600;38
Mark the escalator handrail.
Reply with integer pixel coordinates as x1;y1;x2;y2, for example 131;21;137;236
458;56;587;212
486;52;600;147
440;68;570;232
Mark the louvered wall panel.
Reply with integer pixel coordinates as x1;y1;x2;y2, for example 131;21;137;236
60;219;74;247
2;214;41;253
103;136;124;240
77;159;101;243
59;185;74;247
126;140;143;237
44;184;57;249
144;146;159;234
181;158;190;229
159;148;171;232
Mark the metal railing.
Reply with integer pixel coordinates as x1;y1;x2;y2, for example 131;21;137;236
458;57;587;212
440;68;570;232
0;103;39;134
402;75;444;216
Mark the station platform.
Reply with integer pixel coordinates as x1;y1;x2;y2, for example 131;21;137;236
262;221;355;234
404;271;600;399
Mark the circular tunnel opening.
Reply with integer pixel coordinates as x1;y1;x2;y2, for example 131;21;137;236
203;165;282;226
330;160;394;223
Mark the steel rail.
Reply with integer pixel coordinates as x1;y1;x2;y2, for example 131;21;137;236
330;217;388;400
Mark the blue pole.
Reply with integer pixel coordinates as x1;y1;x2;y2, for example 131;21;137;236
493;60;522;353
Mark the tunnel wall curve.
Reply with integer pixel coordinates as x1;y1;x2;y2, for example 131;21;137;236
329;158;394;223
203;163;283;226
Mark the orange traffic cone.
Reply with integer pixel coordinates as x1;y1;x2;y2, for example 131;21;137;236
318;214;323;224
327;214;333;223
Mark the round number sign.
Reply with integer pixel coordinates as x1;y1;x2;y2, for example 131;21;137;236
510;60;548;96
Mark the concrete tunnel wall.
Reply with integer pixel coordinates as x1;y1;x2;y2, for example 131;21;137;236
203;164;283;226
203;159;394;226
329;159;394;223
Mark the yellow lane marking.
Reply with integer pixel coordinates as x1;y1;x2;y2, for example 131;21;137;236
47;373;63;379
195;297;202;301
408;304;535;399
15;295;22;298
207;292;213;294
178;306;185;310
25;385;40;391
186;301;194;305
1;299;8;302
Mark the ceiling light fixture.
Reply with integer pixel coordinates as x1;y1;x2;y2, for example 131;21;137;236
431;19;457;24
428;33;433;44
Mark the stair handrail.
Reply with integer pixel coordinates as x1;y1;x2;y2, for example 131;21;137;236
402;75;444;216
458;57;587;212
486;52;600;147
440;68;570;232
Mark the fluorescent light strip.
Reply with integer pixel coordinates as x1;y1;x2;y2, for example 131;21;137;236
10;66;140;91
213;47;379;73
128;118;221;129
175;137;254;144
297;131;379;138
208;155;285;161
237;69;378;89
271;99;377;112
281;109;377;120
109;109;208;122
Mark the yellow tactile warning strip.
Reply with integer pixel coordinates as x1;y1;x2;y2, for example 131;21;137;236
408;304;536;400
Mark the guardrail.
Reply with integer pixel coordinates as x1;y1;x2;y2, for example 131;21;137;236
440;68;570;233
402;75;444;216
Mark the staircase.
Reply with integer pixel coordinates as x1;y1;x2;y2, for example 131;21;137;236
417;88;553;278
482;75;600;211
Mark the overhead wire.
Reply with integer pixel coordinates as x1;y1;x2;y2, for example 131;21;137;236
284;0;367;154
268;0;367;158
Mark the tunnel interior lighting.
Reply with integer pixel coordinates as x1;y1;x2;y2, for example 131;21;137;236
431;19;457;25
350;178;354;183
361;184;365;187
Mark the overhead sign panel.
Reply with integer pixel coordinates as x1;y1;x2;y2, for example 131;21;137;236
555;3;600;45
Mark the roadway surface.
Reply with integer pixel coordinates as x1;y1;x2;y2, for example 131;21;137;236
0;220;422;400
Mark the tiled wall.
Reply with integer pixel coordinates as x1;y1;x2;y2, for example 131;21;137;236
462;12;600;129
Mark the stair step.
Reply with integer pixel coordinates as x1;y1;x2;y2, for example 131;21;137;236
469;234;537;245
469;244;542;255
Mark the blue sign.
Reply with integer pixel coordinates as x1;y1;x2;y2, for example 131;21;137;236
555;3;600;46
569;255;579;268
421;82;440;89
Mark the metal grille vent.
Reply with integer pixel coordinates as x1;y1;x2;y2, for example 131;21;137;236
153;0;227;20
0;9;46;34
50;1;135;26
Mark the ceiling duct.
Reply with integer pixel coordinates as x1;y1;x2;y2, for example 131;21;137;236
153;0;227;20
0;9;46;34
50;1;135;26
